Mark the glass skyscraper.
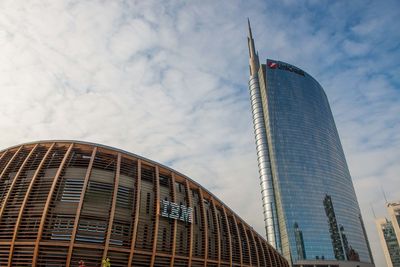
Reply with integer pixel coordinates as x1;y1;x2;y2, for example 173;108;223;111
247;21;374;266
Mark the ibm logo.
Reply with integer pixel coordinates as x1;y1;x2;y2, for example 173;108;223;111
160;200;193;223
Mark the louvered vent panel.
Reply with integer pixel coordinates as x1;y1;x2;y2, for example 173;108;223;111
75;151;116;245
156;172;174;254
247;229;259;266
71;247;102;267
0;148;31;209
42;146;93;243
154;255;171;267
17;145;68;241
174;181;190;256
11;245;34;267
1;146;45;243
207;200;219;260
0;244;9;265
110;158;137;248
131;253;151;267
135;164;156;251
106;250;129;267
217;207;230;262
238;223;250;264
173;257;189;266
37;245;68;267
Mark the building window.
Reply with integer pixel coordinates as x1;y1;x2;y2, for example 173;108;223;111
146;193;151;214
61;179;84;202
85;181;113;203
116;186;133;209
51;216;74;240
76;219;107;244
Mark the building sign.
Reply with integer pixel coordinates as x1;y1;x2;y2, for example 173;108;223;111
267;61;305;76
160;200;193;223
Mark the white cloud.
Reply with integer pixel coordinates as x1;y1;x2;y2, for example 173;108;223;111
342;40;371;57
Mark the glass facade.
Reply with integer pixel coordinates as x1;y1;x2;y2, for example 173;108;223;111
251;59;372;264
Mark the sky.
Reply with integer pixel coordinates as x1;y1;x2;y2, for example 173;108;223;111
0;0;399;266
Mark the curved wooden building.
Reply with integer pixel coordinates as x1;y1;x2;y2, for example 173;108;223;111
0;141;289;267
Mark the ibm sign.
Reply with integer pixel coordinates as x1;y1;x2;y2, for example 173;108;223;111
160;200;193;223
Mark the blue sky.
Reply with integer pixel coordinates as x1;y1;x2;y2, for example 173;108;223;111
0;0;399;265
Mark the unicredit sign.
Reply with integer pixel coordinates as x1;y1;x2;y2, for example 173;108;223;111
267;61;305;76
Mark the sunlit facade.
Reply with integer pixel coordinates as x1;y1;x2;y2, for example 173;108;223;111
376;202;400;267
0;141;289;267
247;22;374;267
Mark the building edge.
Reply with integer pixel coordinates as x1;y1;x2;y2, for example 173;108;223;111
247;20;281;253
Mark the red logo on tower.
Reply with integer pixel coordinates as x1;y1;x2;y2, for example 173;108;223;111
268;62;277;69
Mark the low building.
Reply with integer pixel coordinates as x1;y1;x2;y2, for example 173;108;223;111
376;202;400;267
0;140;289;267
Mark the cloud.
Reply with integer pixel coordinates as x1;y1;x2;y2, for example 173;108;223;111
0;0;399;266
342;40;371;57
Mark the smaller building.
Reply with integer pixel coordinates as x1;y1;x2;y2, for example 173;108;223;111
293;259;375;267
388;202;400;242
376;202;400;267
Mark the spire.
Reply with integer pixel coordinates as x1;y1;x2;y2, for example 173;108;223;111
247;18;253;39
247;19;260;76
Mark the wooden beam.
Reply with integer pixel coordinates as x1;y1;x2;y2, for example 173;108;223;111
232;215;243;266
102;153;121;260
198;188;208;267
169;173;177;267
256;235;266;267
242;224;252;266
278;250;285;267
0;149;8;164
32;143;74;267
8;143;55;266
65;146;97;267
264;242;273;267
127;159;141;267
249;230;260;267
211;199;221;267
0;145;38;221
271;246;278;267
221;206;232;267
150;165;160;267
185;179;193;266
0;146;22;183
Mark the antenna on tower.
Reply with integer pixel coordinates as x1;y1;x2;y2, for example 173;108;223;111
370;203;376;219
381;186;388;204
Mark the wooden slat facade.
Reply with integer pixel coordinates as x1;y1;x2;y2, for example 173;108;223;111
0;141;289;267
